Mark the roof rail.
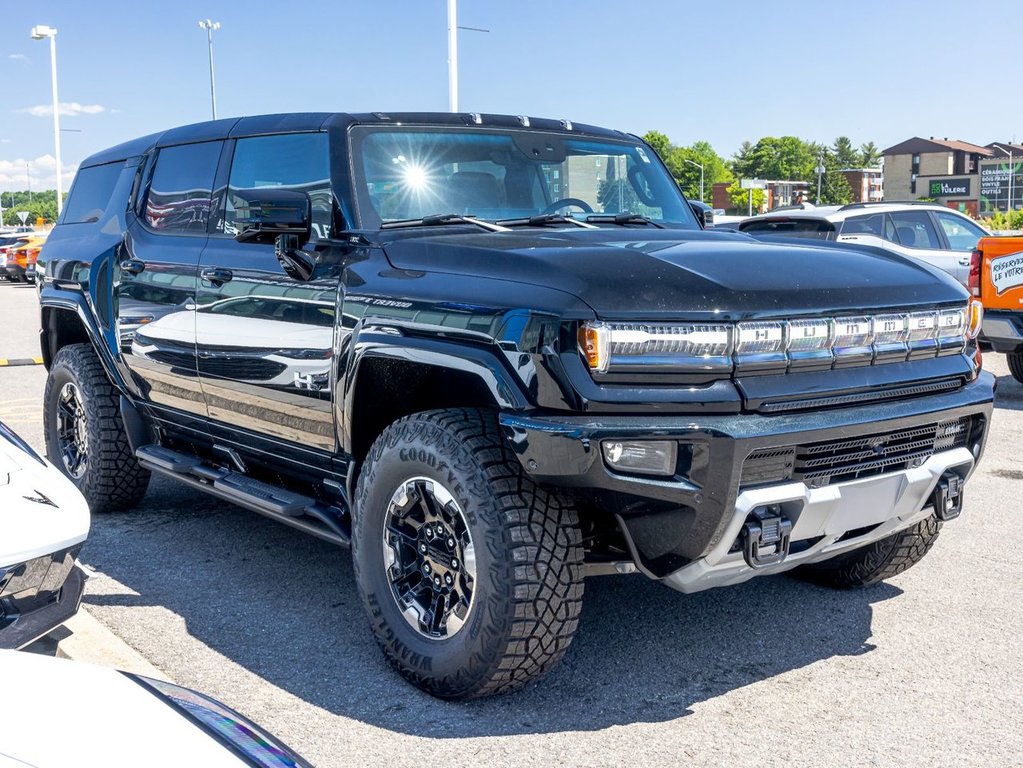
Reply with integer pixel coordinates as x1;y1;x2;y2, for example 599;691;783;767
838;200;939;211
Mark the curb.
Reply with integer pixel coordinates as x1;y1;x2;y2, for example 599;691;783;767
54;608;173;681
0;357;43;367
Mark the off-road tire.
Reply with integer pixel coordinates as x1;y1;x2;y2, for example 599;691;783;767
1008;351;1023;384
796;516;943;588
44;343;150;512
352;408;584;699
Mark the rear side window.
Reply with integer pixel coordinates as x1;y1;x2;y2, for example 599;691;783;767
739;217;835;240
889;211;940;249
145;141;223;234
841;213;883;236
61;161;123;224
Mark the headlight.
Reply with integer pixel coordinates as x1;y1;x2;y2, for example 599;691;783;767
577;322;731;373
578;301;975;375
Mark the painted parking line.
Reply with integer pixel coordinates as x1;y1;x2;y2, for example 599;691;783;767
0;357;43;367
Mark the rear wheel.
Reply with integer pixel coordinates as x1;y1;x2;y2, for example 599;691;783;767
795;516;942;588
352;408;584;699
1007;351;1023;384
44;343;150;512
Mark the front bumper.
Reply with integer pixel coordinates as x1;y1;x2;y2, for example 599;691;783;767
981;309;1023;353
501;371;995;578
0;548;86;649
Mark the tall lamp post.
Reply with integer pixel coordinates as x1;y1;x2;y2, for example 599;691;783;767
198;19;220;120
682;158;704;201
30;25;62;216
446;0;489;112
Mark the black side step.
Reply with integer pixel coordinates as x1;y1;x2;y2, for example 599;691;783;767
135;444;350;546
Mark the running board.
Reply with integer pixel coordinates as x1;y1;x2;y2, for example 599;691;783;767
135;444;350;546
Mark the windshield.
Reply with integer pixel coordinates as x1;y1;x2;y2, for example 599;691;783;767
349;126;698;229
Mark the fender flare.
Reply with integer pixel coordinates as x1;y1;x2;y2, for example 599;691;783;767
339;328;531;457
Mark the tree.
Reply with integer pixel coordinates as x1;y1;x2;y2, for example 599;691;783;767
859;141;881;168
1;190;58;226
641;131;672;163
727;179;765;213
733;136;815;181
832;136;859;169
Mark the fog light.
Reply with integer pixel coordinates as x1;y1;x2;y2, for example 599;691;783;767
602;440;677;476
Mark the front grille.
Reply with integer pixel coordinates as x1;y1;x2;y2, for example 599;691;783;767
741;417;972;488
0;546;81;623
758;377;964;413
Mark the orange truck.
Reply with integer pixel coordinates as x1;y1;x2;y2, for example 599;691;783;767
972;235;1023;382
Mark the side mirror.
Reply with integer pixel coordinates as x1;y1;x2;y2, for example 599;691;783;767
274;234;316;282
688;200;714;228
234;189;312;245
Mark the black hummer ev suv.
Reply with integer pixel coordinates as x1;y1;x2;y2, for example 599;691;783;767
37;112;993;698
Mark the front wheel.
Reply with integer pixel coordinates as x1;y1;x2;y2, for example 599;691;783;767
795;516;942;588
43;343;150;512
352;409;584;699
1007;351;1023;384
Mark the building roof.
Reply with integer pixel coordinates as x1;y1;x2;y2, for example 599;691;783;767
986;142;1023;157
882;136;994;157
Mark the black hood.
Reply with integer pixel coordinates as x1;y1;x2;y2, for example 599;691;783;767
381;229;967;321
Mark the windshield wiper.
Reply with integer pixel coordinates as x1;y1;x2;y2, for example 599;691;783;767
495;214;597;229
584;213;665;228
380;213;510;232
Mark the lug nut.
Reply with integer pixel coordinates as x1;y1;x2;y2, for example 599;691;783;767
419;543;427;553
426;528;434;540
423;562;431;573
447;537;455;549
445;573;453;585
434;576;442;587
450;558;459;569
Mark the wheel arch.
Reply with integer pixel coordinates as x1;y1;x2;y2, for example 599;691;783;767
342;336;531;463
40;299;127;392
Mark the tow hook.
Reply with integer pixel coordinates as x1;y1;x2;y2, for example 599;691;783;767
931;472;964;521
741;506;792;569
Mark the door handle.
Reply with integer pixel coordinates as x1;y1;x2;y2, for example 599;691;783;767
120;258;146;276
200;267;233;285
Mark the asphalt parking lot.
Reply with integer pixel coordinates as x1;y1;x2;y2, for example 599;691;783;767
2;278;1022;768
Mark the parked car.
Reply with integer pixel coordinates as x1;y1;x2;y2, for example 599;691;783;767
4;234;47;283
738;201;990;286
0;419;89;650
970;235;1023;382
37;112;992;699
0;234;38;280
1;651;311;767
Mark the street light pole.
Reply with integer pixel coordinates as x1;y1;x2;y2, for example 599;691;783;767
198;19;220;120
30;25;62;216
682;158;704;201
815;156;826;205
447;0;458;112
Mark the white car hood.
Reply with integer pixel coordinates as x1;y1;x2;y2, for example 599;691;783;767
0;431;89;567
0;652;247;768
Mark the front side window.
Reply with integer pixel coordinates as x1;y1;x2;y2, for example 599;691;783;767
218;132;332;239
933;210;986;251
145;141;223;233
889;211;941;249
350;127;697;229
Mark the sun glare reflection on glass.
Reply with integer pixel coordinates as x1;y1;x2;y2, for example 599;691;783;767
404;164;428;189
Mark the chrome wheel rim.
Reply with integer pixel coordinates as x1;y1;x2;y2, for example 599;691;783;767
382;477;476;639
56;381;88;479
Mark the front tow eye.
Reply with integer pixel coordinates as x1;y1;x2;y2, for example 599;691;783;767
931;473;964;521
741;507;792;569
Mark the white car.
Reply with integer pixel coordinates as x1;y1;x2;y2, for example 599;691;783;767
737;202;990;286
0;420;89;650
0;651;312;767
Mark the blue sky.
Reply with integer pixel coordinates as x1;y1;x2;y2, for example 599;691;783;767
2;0;1021;192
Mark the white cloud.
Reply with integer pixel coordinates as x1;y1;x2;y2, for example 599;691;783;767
17;102;106;118
0;155;79;193
8;54;29;63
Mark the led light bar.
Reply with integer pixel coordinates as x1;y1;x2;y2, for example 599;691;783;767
578;302;977;375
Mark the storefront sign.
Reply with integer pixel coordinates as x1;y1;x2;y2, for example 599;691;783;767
929;178;971;197
979;160;1023;214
